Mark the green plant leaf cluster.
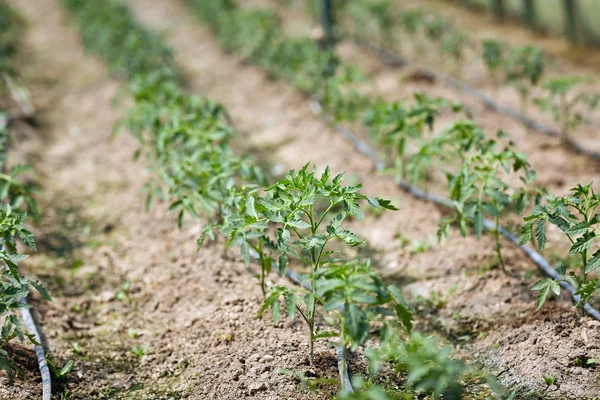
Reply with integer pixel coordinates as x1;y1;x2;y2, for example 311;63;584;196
0;1;48;374
521;183;600;311
534;76;600;140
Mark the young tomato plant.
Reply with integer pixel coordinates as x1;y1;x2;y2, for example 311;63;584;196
521;183;600;312
437;131;537;273
362;93;464;183
0;204;50;375
366;331;466;399
228;164;397;364
534;76;600;142
503;45;545;117
481;39;508;90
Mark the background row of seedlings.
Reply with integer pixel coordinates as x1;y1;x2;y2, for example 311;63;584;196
0;0;53;384
184;0;600;319
60;0;475;398
287;0;600;159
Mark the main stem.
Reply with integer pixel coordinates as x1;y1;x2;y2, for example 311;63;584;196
258;239;266;297
494;215;507;273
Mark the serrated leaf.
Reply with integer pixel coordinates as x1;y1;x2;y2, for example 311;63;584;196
343;303;368;349
245;196;258;219
585;249;600;274
564;221;590;236
535;284;551;311
287;219;310;230
532;277;552;291
30;280;51;301
535;219;546;250
241;240;250;267
570;234;595;255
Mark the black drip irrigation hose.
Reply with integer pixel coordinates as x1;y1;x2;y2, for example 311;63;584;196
18;297;51;400
351;37;600;162
248;250;354;394
308;100;600;322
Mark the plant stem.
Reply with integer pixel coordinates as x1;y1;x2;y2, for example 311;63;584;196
494;215;506;274
257;238;266;297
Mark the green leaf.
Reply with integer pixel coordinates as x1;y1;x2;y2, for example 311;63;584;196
570;233;595;255
58;360;74;377
564;221;590;235
241;240;250;267
585;249;600;274
343;303;368;349
531;277;552;291
532;278;552;311
284;293;296;320
344;199;364;220
335;230;364;247
245;195;258;219
535;219;546;250
287;219;310;230
30;281;51;301
367;197;380;208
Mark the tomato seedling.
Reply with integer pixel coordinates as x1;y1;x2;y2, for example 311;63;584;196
521;183;600;311
534;76;600;142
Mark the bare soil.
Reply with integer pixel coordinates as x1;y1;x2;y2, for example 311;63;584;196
3;0;600;399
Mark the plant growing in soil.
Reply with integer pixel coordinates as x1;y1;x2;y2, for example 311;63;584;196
521;183;600;311
534;76;600;142
227;163;398;363
366;331;466;399
439;134;537;273
347;0;396;45
439;31;471;76
481;39;508;89
0;204;49;374
503;45;545;117
362;93;464;183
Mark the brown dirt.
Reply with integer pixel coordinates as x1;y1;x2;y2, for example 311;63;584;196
1;0;339;399
123;0;600;398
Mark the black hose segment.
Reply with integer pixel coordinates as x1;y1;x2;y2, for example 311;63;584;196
18;298;51;400
309;101;600;322
351;37;600;162
248;250;354;393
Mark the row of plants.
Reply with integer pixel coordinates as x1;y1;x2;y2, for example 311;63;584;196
186;0;600;317
61;0;472;398
294;0;600;146
0;1;50;376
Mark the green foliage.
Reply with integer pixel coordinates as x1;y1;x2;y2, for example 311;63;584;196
228;164;399;362
542;373;557;388
503;45;545;112
534;76;600;140
0;1;48;373
346;0;396;43
363;93;465;183
439;132;537;271
367;332;466;399
481;39;508;73
0;1;21;65
521;183;600;311
60;0;175;79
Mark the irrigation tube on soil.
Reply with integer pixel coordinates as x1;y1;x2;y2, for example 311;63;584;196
309;100;600;322
352;37;600;162
18;298;51;400
248;250;355;394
